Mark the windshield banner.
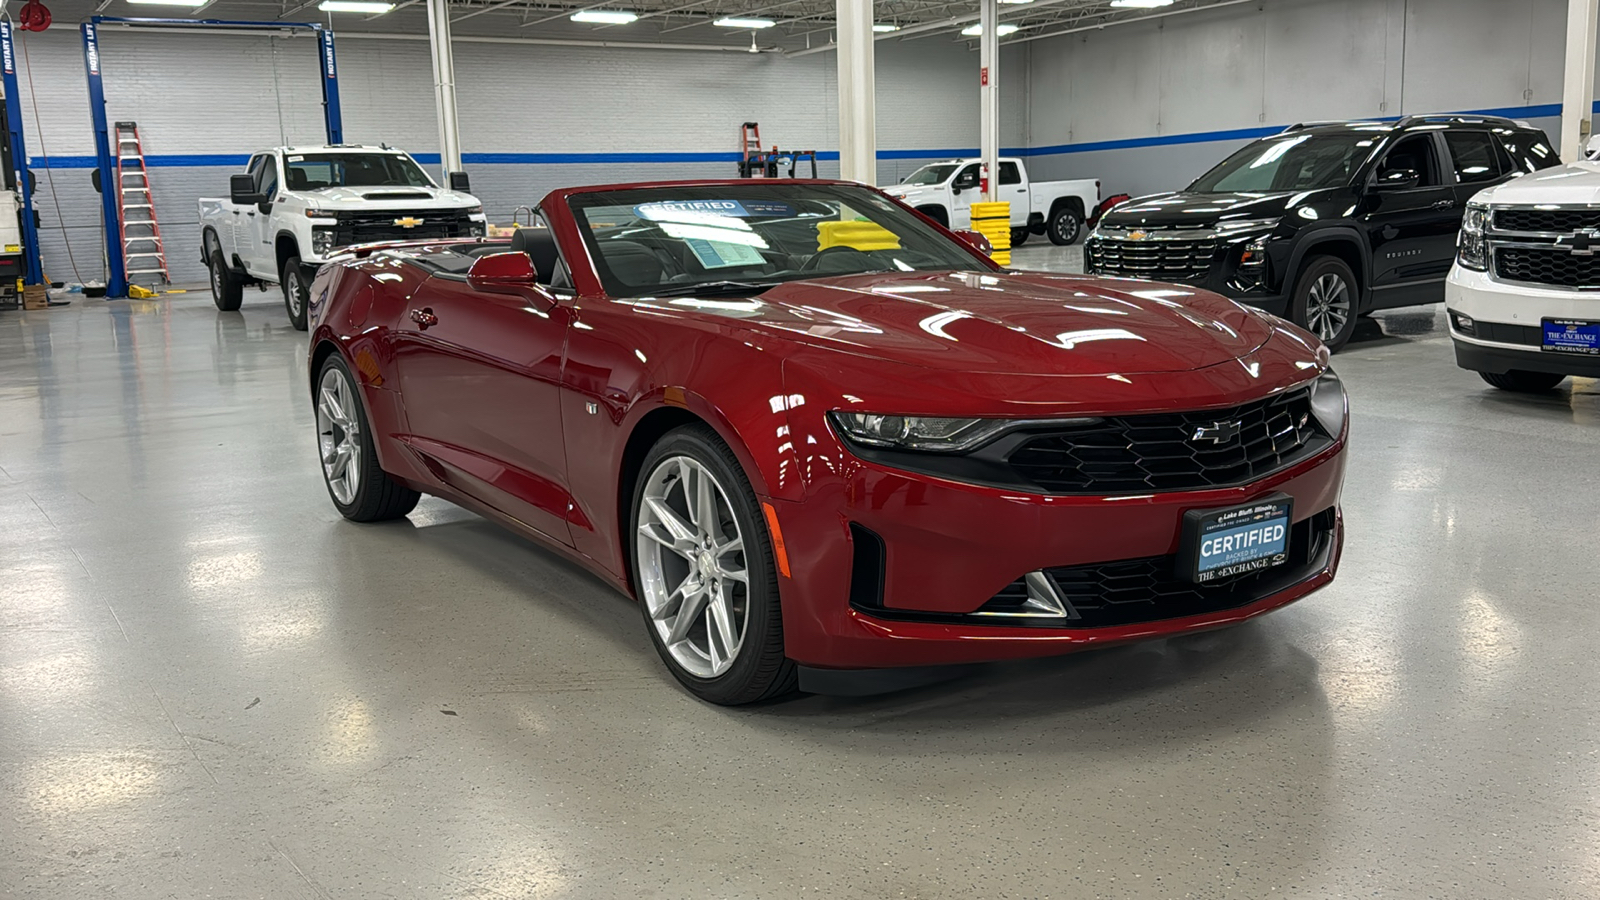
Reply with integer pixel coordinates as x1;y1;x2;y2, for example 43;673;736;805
635;200;796;220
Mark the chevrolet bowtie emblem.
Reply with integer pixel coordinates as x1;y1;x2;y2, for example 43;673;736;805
394;217;424;228
1191;420;1242;444
1126;229;1149;240
1556;228;1600;256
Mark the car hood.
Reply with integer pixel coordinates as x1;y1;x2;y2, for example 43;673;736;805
1098;191;1299;229
289;186;479;208
1473;162;1600;205
668;271;1275;376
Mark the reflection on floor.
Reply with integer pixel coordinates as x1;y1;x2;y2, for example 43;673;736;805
1;283;1598;897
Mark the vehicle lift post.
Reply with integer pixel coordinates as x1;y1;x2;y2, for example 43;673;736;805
81;17;344;299
1;20;43;288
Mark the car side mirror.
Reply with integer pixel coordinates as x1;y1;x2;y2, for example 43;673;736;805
954;230;993;256
1375;168;1420;191
951;184;963;196
230;173;265;205
449;171;471;192
467;251;553;305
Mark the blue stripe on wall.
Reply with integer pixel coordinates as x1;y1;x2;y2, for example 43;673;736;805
25;103;1574;171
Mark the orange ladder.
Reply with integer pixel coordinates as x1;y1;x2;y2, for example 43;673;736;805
114;122;170;286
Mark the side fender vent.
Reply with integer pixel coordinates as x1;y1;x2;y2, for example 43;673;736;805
847;523;886;610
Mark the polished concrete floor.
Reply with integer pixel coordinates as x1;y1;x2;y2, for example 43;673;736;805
3;266;1599;899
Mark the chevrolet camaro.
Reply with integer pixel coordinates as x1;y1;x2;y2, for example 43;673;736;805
306;179;1348;705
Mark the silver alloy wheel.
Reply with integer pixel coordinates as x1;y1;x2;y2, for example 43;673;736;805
210;259;224;300
1306;272;1352;342
316;366;362;505
285;268;305;318
636;456;750;679
1054;211;1080;244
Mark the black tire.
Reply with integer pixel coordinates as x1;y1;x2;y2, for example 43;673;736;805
1480;370;1568;392
917;206;949;229
629;424;797;705
1289;256;1359;353
1047;205;1083;246
315;354;420;522
282;256;311;332
1010;227;1029;247
208;246;243;312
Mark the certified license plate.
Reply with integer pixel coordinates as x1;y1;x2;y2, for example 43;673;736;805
1178;495;1293;584
1543;319;1600;355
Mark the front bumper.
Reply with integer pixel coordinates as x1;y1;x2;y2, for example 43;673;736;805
1446;265;1600;377
769;438;1347;670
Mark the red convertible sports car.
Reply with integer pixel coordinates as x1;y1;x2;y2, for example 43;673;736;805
307;179;1347;705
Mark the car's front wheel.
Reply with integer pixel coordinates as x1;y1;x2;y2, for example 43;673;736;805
1290;256;1358;352
1047;206;1083;246
315;354;419;522
1011;227;1029;247
283;257;311;332
1480;370;1568;392
630;425;796;705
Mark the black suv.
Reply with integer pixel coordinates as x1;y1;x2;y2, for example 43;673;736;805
1084;115;1559;350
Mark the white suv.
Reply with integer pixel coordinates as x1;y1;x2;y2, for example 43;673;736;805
1447;163;1600;392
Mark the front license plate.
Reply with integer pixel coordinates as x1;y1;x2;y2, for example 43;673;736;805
1178;495;1293;584
1543;319;1600;355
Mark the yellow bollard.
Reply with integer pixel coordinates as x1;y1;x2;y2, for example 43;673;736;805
968;201;1012;266
817;220;902;252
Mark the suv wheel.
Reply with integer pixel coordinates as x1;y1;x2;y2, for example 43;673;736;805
1480;370;1568;392
1290;256;1357;352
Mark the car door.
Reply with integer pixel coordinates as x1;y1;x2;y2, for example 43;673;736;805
1363;131;1460;310
950;164;981;229
998;161;1029;226
242;155;280;280
392;264;576;545
227;155;267;263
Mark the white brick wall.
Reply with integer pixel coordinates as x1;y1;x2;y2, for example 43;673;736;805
14;27;1007;284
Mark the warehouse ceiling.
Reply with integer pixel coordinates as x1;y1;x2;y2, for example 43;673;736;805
41;0;1254;52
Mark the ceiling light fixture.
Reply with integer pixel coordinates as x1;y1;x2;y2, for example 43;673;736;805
961;23;1019;36
1109;0;1176;8
714;16;775;28
317;0;395;12
998;0;1035;5
125;0;209;6
872;23;899;32
570;9;638;24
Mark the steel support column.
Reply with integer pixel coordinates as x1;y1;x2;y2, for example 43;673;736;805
82;22;126;298
1563;0;1600;161
834;0;876;184
1;21;41;286
426;0;463;181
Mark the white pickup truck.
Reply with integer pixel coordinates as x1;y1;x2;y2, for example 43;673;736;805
882;158;1100;247
198;145;486;330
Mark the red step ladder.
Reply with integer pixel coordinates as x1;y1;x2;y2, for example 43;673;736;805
114;122;170;286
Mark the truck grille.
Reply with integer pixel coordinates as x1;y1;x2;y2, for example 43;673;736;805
1494;247;1600;288
1087;235;1218;283
1493;208;1600;234
1006;386;1329;494
333;210;476;247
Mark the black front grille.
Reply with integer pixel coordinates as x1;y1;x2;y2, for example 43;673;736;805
975;508;1336;628
1494;208;1600;233
1088;236;1218;283
333;209;475;247
1006;387;1329;494
1494;247;1600;288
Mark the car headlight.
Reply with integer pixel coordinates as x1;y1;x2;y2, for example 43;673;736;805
1238;234;1269;270
311;228;336;257
465;205;483;216
1457;203;1490;271
829;412;1010;453
1307;369;1347;437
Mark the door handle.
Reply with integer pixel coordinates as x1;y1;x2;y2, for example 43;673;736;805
1431;199;1456;210
410;307;438;329
230;210;241;215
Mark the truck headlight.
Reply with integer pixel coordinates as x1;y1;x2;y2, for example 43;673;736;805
829;412;1011;453
470;221;486;237
311;228;336;257
1457;204;1490;271
1307;369;1347;437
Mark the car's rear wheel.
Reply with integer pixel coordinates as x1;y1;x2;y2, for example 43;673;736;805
209;247;242;312
315;355;419;522
1010;227;1029;247
1290;256;1358;352
1047;205;1083;246
630;425;795;705
283;256;311;332
1480;370;1568;392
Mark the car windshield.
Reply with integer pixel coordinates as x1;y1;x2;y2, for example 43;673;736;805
567;183;991;298
285;153;435;190
900;164;959;186
1188;132;1380;193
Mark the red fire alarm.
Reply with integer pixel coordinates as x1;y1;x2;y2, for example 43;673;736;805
980;66;989;87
